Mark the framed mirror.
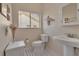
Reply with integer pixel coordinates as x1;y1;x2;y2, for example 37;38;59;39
0;3;7;18
2;3;7;17
0;3;1;13
0;3;10;20
62;3;78;25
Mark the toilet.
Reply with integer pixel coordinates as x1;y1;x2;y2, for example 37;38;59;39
40;34;49;43
32;34;49;55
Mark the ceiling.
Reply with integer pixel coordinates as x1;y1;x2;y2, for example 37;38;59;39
12;3;69;8
42;3;69;7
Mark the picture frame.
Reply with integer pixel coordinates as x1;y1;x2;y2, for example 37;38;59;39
1;3;7;18
0;3;1;13
0;3;10;20
0;3;7;18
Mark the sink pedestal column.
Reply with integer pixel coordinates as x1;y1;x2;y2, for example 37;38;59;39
64;45;74;56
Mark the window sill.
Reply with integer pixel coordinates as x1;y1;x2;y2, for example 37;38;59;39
17;28;41;29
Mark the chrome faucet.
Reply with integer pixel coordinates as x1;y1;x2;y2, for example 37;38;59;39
64;33;77;38
67;34;76;38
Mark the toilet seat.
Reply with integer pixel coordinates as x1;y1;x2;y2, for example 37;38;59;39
32;40;44;46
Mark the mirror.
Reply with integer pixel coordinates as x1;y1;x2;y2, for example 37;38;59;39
0;3;7;18
62;3;77;24
0;3;10;20
2;3;7;17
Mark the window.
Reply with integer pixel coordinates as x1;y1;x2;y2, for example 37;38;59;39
18;10;40;28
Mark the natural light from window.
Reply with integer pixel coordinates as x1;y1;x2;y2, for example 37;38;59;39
18;10;40;28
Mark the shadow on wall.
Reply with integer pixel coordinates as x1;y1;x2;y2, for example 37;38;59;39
44;24;64;36
14;28;41;46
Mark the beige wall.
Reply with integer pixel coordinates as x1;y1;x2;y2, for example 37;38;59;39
12;3;42;27
11;3;42;25
11;4;42;45
15;29;41;46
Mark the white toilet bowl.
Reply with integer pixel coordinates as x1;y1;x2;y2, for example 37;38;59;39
41;34;49;43
32;34;49;55
32;40;45;55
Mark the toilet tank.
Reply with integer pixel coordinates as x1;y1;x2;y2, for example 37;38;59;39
41;34;49;42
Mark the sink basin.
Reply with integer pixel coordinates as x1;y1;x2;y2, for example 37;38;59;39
52;35;79;56
53;35;79;48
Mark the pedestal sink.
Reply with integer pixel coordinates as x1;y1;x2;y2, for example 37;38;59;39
53;35;79;56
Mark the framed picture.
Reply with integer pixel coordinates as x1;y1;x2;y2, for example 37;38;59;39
0;3;1;13
0;3;10;20
0;3;7;18
2;3;7;17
